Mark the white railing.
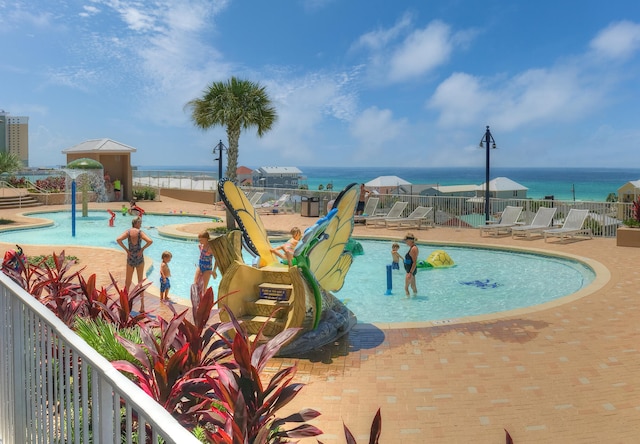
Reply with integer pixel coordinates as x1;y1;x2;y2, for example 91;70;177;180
127;177;630;238
0;274;200;444
244;187;626;237
133;170;217;192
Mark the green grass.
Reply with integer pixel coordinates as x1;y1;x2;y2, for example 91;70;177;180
28;254;80;267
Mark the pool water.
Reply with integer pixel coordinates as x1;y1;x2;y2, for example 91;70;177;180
342;241;595;323
0;211;596;324
0;211;214;300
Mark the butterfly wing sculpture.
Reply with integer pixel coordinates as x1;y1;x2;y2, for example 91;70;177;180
218;179;359;328
296;183;359;292
218;178;277;267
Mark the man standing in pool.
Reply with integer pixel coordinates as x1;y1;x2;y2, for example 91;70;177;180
116;217;153;310
403;233;419;297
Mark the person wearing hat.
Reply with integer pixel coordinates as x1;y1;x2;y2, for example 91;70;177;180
403;232;419;297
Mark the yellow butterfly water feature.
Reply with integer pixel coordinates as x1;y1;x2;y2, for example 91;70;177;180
211;180;359;352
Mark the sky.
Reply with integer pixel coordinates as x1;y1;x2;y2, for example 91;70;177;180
1;0;640;170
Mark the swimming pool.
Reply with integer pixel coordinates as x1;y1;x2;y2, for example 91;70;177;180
0;211;213;299
0;211;596;324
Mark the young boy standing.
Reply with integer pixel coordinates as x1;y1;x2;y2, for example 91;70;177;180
160;251;172;302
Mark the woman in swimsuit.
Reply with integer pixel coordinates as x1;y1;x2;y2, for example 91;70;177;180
403;233;419;297
116;217;153;309
194;230;218;292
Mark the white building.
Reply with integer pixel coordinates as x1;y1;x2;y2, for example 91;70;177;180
252;166;303;188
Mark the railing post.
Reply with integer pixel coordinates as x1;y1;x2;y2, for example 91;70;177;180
11;294;27;444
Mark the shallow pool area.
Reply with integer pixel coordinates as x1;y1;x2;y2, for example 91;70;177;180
340;241;595;323
0;211;596;324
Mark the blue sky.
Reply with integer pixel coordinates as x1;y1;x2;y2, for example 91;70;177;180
2;0;640;169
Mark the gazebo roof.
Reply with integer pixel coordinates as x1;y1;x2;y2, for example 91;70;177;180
62;138;136;154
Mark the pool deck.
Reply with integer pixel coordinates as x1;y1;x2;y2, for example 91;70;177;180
1;197;639;443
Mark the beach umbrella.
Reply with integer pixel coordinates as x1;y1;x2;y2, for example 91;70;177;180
364;175;411;187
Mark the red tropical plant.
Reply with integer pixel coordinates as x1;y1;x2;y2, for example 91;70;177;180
6;251;87;327
632;197;640;222
340;409;381;444
175;284;234;369
112;309;191;405
96;275;155;328
77;272;111;320
199;310;323;443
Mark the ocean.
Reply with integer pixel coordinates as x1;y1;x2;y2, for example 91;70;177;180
137;166;640;202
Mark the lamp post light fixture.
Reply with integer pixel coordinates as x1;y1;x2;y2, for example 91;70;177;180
212;140;228;182
479;125;497;223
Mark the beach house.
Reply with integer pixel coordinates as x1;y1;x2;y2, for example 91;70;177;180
252;166;303;188
236;165;254;185
617;179;640;202
474;177;528;200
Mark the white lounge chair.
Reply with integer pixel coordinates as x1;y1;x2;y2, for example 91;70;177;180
384;206;434;229
544;209;592;242
249;192;265;207
511;207;557;238
257;194;292;214
365;201;409;227
479;206;523;236
354;197;380;224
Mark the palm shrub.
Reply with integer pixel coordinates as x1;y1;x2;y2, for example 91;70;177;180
74;317;144;366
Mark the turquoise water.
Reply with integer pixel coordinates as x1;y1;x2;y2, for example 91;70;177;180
341;241;595;323
0;211;595;323
136;166;640;201
0;211;214;299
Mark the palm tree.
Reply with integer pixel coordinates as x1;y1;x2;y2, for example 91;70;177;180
0;152;23;175
186;77;277;183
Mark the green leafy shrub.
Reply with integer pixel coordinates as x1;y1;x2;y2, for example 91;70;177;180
133;186;156;200
74;317;144;365
29;254;79;268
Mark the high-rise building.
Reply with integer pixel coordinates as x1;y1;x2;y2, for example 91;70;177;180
0;110;29;167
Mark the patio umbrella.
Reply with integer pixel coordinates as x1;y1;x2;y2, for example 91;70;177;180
364;175;411;187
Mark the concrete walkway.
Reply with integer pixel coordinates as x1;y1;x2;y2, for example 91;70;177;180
1;197;638;443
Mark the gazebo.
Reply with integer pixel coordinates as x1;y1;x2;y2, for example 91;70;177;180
62;138;136;202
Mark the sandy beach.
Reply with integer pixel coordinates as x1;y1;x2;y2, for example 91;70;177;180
1;195;638;443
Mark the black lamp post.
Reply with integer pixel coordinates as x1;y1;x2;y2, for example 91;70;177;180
212;140;227;181
479;126;497;223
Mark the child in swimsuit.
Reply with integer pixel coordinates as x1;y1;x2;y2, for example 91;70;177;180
271;227;302;266
160;251;172;303
194;230;218;291
391;242;401;270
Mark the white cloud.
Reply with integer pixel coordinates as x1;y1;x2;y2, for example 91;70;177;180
253;70;360;163
79;5;100;18
589;20;640;60
353;13;413;51
429;59;606;131
428;72;491;127
355;17;474;84
349;107;409;161
388;20;454;82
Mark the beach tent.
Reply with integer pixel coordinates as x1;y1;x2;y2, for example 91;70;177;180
365;175;411;188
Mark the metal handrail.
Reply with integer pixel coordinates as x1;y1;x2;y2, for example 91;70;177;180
0;274;200;444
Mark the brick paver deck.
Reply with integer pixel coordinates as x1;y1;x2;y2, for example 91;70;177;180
1;197;638;443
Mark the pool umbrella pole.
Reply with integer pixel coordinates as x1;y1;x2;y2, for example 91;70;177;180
72;179;76;237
